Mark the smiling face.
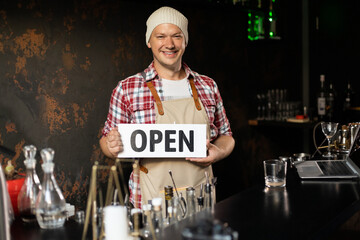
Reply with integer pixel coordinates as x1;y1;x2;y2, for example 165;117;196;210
147;23;186;74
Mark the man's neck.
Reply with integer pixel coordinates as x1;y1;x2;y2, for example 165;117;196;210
154;61;186;80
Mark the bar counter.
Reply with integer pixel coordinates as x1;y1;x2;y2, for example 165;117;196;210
11;167;360;240
213;168;360;239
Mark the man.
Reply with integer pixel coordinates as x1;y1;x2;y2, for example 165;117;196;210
100;6;235;208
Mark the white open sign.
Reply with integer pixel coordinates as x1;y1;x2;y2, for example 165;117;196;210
117;124;207;158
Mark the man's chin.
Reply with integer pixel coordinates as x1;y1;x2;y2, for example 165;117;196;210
157;60;181;70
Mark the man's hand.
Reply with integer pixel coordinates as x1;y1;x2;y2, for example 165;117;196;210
100;128;124;159
186;135;235;167
186;140;220;167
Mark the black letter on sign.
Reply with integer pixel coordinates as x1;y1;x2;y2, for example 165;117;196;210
150;130;163;152
179;130;194;152
165;130;176;152
131;130;146;152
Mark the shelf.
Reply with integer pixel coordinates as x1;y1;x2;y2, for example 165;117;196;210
248;119;317;129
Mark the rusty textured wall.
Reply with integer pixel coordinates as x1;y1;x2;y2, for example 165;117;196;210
0;0;154;208
0;0;303;208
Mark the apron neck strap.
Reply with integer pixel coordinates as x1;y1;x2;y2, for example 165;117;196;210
189;76;202;111
142;72;202;115
146;81;165;115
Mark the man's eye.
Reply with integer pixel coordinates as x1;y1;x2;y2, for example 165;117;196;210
156;36;164;39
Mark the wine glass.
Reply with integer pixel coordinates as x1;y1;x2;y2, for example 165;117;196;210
321;122;339;158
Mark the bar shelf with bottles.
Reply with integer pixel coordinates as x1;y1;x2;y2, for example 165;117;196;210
315;74;359;124
250;72;359;128
248;88;312;128
237;0;281;41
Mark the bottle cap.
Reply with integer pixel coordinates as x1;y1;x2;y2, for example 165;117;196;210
131;208;142;215
142;204;152;212
152;197;162;206
186;187;195;197
320;74;325;82
40;148;55;163
23;145;37;159
23;145;37;168
40;148;55;171
164;185;174;199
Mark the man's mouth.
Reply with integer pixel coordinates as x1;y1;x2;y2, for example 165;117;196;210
162;50;177;57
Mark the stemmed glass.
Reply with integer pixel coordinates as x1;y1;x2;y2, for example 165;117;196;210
321;122;339;158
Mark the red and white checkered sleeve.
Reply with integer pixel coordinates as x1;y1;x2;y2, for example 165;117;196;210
102;81;132;136
213;81;232;137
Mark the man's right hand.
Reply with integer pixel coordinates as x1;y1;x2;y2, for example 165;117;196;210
100;128;123;158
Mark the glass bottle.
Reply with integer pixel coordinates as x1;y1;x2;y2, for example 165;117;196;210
343;82;354;112
185;187;196;218
256;94;263;120
35;148;67;229
151;198;163;234
17;145;41;223
326;82;337;121
317;74;327;120
167;196;183;224
204;182;212;211
141;204;152;239
269;0;278;39
204;172;214;214
197;183;204;212
164;185;173;220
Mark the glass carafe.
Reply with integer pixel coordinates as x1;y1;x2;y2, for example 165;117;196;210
35;148;66;229
17;145;41;223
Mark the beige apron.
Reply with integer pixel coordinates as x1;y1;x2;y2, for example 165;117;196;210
139;77;214;210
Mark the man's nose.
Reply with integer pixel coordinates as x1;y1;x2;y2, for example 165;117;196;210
164;37;175;48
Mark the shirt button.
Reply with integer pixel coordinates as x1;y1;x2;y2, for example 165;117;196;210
159;90;163;93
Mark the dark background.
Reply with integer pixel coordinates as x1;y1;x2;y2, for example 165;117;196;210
0;0;359;209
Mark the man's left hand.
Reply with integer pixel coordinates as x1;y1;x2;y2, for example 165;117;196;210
186;140;221;167
186;135;235;167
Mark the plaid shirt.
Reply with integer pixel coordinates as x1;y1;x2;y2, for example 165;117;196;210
102;61;232;208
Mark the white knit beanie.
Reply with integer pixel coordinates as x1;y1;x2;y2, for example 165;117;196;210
146;6;188;45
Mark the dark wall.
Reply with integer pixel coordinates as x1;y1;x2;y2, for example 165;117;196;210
309;0;360;123
0;0;303;208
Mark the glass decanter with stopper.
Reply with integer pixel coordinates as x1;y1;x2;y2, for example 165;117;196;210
17;145;42;223
35;148;67;229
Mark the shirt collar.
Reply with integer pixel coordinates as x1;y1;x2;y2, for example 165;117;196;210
143;61;196;82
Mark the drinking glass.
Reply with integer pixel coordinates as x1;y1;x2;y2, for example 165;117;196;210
263;159;287;187
321;122;339;158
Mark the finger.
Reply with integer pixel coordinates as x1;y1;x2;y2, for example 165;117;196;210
109;135;121;143
108;142;124;156
187;157;207;164
108;132;122;143
109;139;124;148
110;145;123;153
